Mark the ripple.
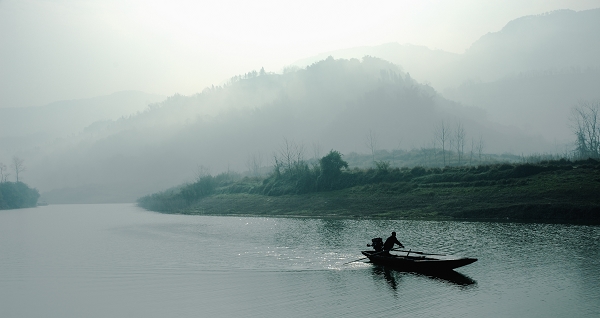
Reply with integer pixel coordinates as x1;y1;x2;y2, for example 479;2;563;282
1;205;599;318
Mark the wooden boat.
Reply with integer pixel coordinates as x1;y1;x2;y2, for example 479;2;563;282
361;250;477;272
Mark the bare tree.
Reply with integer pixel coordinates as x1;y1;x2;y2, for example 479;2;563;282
434;121;451;166
312;142;323;162
455;121;466;165
571;100;600;159
469;137;475;166
392;139;402;167
294;142;306;168
279;138;295;171
275;138;306;174
365;129;378;164
194;165;211;180
0;162;8;182
245;152;263;177
11;156;25;182
431;137;438;165
476;135;485;164
272;154;283;177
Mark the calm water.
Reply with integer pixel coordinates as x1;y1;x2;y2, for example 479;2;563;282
1;204;599;317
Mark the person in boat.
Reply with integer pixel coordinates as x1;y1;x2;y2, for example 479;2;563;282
383;231;404;253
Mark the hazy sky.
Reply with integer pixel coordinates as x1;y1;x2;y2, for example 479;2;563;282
1;0;599;108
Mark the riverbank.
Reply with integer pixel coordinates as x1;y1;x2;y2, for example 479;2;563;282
166;165;600;223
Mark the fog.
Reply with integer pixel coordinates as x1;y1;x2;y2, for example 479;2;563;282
2;0;597;108
1;1;599;203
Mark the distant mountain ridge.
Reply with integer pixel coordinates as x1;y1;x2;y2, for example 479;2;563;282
294;8;600;90
449;8;600;141
0;91;165;137
459;9;600;82
0;90;165;165
292;8;600;141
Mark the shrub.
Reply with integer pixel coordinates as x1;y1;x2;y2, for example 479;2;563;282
0;182;40;209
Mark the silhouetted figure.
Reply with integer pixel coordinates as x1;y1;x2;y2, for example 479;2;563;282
383;231;404;252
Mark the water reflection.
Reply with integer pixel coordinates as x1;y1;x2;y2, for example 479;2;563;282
419;270;477;286
370;265;477;293
371;265;401;292
3;205;599;318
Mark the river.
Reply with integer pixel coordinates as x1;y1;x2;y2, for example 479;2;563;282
1;204;599;317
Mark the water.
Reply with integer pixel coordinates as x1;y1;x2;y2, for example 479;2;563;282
1;204;599;317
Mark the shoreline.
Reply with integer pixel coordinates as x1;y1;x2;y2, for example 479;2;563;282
155;210;600;225
139;163;600;225
152;190;600;225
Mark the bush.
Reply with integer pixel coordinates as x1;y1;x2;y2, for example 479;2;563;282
0;182;40;209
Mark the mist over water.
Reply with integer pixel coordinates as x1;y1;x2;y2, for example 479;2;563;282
1;204;598;317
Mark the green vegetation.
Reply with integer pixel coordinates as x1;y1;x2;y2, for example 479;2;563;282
138;150;600;223
0;182;40;210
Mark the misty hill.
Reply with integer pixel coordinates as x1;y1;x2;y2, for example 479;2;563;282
293;9;600;141
295;9;600;91
0;91;165;165
447;8;600;142
32;57;548;203
292;43;460;91
444;68;600;142
458;9;600;83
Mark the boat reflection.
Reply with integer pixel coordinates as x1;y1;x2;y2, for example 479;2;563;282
371;265;401;291
370;265;477;290
419;269;477;286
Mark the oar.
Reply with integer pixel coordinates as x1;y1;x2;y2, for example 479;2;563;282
342;248;402;265
343;256;370;265
395;250;446;256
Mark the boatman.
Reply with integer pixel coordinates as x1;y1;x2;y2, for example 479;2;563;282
383;231;404;253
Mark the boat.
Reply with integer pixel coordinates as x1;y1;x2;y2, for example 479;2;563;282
361;250;477;271
361;249;477;272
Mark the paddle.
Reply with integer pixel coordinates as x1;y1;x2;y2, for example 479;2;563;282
394;250;446;256
342;256;369;265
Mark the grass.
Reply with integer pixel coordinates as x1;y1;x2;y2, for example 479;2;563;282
165;165;600;223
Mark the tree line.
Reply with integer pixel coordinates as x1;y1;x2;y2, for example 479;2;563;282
361;122;485;169
137;146;351;212
0;156;40;210
137;137;598;213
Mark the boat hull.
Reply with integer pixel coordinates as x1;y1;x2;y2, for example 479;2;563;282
361;251;477;272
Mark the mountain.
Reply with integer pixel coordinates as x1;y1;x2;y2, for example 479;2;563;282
0;90;165;166
292;9;600;141
29;57;547;203
457;9;600;82
443;67;600;142
0;90;165;137
291;43;460;90
447;9;600;142
294;9;600;92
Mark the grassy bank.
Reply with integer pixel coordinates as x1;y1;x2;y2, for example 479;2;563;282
140;160;600;223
